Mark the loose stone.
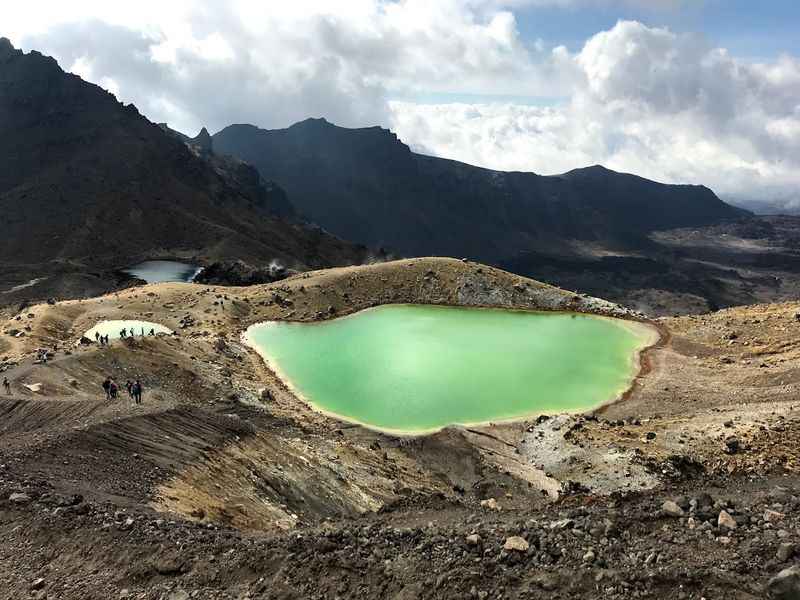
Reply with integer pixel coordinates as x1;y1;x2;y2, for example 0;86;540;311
662;501;684;517
777;543;795;562
503;536;529;552
718;510;737;530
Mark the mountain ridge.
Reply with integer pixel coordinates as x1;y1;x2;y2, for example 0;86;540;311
212;118;747;262
0;40;366;295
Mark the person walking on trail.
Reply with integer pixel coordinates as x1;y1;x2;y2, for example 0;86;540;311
2;377;10;395
109;380;118;400
125;380;133;398
102;377;111;400
132;380;143;405
95;332;100;344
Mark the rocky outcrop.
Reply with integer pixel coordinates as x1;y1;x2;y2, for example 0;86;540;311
194;260;295;286
190;127;213;156
159;123;295;219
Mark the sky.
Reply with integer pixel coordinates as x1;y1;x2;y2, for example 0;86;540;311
4;0;800;212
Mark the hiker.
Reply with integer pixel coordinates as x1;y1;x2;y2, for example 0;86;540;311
149;328;155;336
132;380;143;404
102;377;111;400
125;380;133;397
120;328;127;339
95;332;100;343
109;380;118;400
141;327;145;337
2;377;10;395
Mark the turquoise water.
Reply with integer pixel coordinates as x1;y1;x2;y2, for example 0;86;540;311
123;261;200;283
85;320;172;340
246;304;655;433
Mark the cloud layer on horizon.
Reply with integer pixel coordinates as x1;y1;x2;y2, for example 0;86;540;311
391;20;800;211
6;1;800;211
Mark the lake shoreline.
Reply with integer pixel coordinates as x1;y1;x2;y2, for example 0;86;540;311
243;303;660;436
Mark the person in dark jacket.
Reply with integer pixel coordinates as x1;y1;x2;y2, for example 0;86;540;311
132;380;143;405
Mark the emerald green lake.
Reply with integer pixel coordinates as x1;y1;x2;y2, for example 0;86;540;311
245;305;656;433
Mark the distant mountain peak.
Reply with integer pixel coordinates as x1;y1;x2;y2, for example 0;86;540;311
192;127;213;153
0;37;22;61
289;117;333;130
565;164;614;176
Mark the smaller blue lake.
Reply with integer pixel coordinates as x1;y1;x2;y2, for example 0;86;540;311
123;261;201;284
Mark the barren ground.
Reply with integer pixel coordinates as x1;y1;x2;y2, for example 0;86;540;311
1;258;799;599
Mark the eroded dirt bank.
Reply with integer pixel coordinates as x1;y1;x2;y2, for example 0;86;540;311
1;258;799;599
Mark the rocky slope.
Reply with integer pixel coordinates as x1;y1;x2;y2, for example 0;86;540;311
1;259;800;597
0;40;366;304
213;119;746;261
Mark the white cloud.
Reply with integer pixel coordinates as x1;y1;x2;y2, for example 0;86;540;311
3;3;800;209
390;20;800;211
13;0;558;133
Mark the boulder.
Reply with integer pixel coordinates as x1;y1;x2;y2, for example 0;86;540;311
194;260;294;286
778;543;795;562
480;498;500;511
768;565;800;600
724;437;741;454
662;500;684;517
9;492;31;504
766;509;786;523
503;536;529;552
718;510;737;530
466;534;482;547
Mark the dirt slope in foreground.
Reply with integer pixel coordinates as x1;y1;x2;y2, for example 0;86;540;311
0;258;799;599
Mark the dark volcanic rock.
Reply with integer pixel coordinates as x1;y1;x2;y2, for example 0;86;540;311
0;40;365;279
213;119;748;263
768;565;800;600
194;260;295;286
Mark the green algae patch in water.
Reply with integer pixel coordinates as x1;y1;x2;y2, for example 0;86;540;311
245;305;657;434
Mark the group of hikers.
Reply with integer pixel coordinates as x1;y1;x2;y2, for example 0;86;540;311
119;327;156;338
94;327;157;346
102;376;144;404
